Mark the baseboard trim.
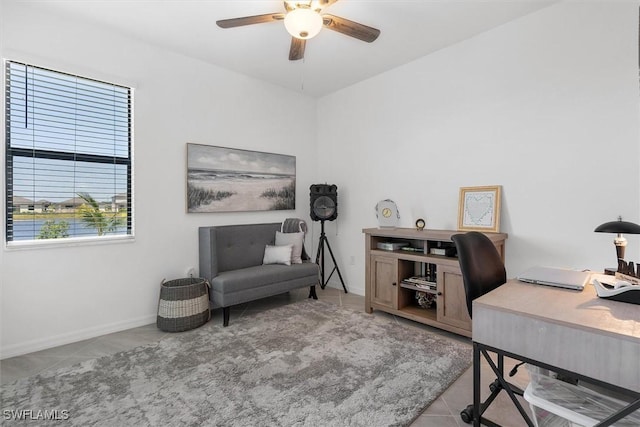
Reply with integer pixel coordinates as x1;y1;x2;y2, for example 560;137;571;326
1;314;157;360
324;280;364;296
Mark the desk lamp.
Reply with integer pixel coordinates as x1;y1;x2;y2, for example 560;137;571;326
594;216;640;267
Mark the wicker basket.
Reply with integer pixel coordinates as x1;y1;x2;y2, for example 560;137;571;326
157;277;210;332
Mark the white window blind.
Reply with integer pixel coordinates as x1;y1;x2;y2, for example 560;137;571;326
5;61;132;243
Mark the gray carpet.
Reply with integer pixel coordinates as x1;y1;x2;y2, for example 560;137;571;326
1;300;472;426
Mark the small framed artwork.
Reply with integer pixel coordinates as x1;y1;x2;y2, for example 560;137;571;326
457;186;502;232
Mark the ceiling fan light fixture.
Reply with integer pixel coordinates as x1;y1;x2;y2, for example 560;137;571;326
284;8;323;40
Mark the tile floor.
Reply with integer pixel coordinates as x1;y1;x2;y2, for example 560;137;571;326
0;287;532;426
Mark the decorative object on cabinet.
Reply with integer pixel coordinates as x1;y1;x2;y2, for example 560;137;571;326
186;144;296;213
415;218;425;230
457;185;502;233
375;199;400;228
416;291;436;309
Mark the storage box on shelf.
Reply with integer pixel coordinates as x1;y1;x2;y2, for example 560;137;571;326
524;366;640;427
363;227;507;337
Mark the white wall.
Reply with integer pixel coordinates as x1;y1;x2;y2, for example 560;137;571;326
0;2;317;358
2;0;639;358
317;1;640;295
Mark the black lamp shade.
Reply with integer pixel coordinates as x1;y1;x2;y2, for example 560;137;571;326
594;220;640;234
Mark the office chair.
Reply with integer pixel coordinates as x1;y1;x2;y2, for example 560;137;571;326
452;231;506;317
452;231;525;425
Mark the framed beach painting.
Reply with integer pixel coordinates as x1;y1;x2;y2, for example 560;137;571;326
187;144;296;213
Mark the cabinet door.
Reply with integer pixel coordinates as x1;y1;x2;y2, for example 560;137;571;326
437;265;472;331
370;255;397;309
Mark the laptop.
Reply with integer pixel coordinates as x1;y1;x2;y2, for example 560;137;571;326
516;266;591;290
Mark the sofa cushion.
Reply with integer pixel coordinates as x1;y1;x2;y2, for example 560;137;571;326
211;262;319;294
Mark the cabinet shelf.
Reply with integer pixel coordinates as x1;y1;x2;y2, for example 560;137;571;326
364;227;507;338
369;248;461;267
399;305;437;323
400;281;437;294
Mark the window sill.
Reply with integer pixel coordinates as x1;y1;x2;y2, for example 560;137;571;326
5;234;135;251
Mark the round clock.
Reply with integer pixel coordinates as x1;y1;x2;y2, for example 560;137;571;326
312;195;336;221
375;199;399;228
415;218;425;230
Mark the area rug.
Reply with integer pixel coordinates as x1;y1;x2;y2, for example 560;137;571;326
1;300;471;426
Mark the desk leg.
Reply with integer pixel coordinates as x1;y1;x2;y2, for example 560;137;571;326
596;397;640;426
473;342;481;427
481;348;533;426
471;343;638;427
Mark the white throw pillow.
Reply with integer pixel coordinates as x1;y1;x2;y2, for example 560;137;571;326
263;244;293;266
275;231;304;264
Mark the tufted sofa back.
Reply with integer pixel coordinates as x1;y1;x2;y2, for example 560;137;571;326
199;223;281;278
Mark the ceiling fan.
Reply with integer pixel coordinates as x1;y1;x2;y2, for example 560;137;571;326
216;0;380;61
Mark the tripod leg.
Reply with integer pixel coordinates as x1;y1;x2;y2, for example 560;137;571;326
321;234;326;289
315;234;323;288
315;236;322;265
317;235;327;289
323;236;348;293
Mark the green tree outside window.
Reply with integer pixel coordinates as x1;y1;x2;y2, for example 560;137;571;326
77;192;123;236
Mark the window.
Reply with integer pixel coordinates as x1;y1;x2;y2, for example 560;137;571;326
5;61;132;244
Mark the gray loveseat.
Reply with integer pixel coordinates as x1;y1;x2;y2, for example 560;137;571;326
199;222;319;326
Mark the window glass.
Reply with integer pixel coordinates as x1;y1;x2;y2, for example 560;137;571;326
5;61;133;243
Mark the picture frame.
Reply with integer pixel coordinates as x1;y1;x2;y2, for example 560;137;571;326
457;185;502;232
186;144;296;213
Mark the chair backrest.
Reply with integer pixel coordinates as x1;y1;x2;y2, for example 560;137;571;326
451;231;506;318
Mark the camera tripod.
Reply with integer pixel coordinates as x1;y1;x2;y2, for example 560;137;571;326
315;220;348;293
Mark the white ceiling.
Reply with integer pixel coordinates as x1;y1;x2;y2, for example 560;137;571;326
32;0;558;97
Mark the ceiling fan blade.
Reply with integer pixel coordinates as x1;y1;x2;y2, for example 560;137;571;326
289;37;306;61
216;13;284;29
284;1;336;12
322;14;380;43
318;0;340;8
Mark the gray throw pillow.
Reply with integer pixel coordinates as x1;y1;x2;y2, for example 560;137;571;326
275;231;304;264
263;244;293;266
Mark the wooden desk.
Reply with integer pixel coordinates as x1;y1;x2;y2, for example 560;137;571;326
472;280;640;426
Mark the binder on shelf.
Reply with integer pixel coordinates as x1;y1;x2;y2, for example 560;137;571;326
416;265;437;284
404;276;436;286
377;242;408;251
429;247;457;257
400;246;423;253
401;282;438;295
402;276;437;292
